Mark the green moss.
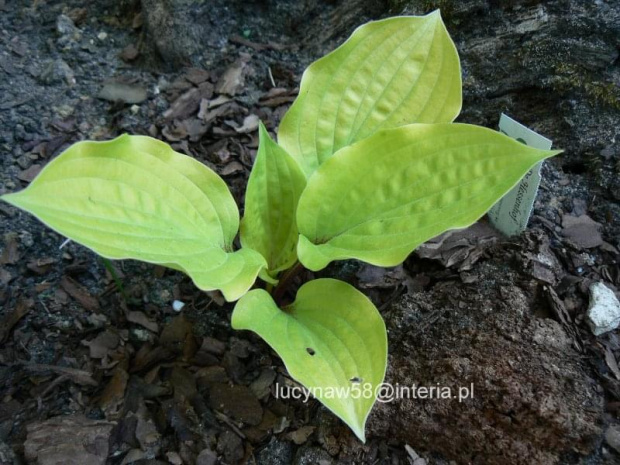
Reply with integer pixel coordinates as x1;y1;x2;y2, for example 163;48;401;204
552;63;620;110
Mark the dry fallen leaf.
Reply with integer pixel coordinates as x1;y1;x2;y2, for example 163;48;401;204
286;426;316;445
164;82;214;121
215;54;251;96
234;114;260;134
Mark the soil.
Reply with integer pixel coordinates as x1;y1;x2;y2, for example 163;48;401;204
0;0;619;464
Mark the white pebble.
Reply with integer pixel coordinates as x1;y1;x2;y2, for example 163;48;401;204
587;282;620;336
172;300;185;312
97;32;108;41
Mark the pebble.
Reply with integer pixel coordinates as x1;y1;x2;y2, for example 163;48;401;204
172;300;185;312
39;59;75;86
587;282;620;336
293;446;334;465
16;154;32;170
256;439;294;465
56;14;81;48
605;424;620;453
97;32;108;41
217;430;243;464
56;14;78;37
196;449;217;465
97;81;147;104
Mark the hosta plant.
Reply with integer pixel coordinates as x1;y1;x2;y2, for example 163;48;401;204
1;11;560;441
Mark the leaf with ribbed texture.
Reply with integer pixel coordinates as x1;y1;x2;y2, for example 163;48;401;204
296;123;562;271
278;10;461;177
1;135;265;301
232;278;387;442
240;123;306;278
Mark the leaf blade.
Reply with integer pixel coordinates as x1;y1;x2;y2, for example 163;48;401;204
240;123;307;276
279;11;461;176
231;278;387;442
1;135;265;301
296;123;562;270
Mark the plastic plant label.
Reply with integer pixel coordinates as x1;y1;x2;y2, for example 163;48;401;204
487;113;553;236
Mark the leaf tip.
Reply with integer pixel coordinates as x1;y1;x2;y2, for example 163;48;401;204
257;120;268;137
351;423;367;443
428;8;441;17
0;191;21;208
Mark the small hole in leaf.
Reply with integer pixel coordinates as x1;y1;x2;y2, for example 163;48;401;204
350;377;362;383
306;347;315;356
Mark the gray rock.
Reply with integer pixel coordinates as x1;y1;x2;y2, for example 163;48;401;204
250;368;277;400
369;265;604;464
39;59;75;86
56;14;81;48
294;446;334;465
97;81;147;104
256;439;294;465
587;282;620;336
141;0;207;66
216;430;243;464
605;425;620;454
56;14;77;37
196;448;217;465
0;441;17;465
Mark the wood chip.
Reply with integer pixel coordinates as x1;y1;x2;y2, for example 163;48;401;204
98;367;129;416
0;298;33;343
21;363;98;387
127;311;159;333
83;330;120;359
60;276;100;312
219;161;244;176
25;415;114;465
0;232;20;265
164;82;214;121
561;214;603;249
605;345;620;380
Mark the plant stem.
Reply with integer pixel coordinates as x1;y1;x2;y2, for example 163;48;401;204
272;261;305;306
101;257;128;302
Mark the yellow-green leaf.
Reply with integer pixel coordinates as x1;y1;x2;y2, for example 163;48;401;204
278;11;461;177
297;123;562;271
1;135;265;301
240;123;306;278
231;279;387;442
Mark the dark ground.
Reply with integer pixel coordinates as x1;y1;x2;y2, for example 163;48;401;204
0;0;619;464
